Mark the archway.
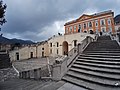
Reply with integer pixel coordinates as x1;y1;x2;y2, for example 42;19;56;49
89;30;94;34
62;41;68;55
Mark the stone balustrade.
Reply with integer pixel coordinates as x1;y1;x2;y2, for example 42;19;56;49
19;65;49;80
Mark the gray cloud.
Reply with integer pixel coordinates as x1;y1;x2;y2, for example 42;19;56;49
2;0;120;41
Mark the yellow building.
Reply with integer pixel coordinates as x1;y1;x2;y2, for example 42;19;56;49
64;10;115;35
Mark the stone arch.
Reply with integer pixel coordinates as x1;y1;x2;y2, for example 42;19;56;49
62;41;68;55
89;30;94;34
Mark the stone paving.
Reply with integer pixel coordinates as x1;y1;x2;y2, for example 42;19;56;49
13;57;56;72
57;83;88;90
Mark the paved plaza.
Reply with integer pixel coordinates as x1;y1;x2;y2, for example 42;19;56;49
57;83;87;90
12;57;56;72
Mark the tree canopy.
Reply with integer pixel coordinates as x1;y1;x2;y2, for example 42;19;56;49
0;0;6;26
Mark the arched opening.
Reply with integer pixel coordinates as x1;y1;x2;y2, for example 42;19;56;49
89;30;94;34
62;41;68;55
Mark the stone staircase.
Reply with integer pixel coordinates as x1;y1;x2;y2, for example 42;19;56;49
62;36;120;90
0;53;12;69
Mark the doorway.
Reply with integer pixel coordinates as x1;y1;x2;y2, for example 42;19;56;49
62;41;68;55
30;52;33;58
16;52;19;60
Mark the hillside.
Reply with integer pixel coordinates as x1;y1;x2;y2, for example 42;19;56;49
0;35;34;44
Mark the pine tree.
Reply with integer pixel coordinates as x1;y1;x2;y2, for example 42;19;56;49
0;0;6;26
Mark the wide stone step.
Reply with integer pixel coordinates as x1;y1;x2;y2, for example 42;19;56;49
66;71;120;86
80;54;120;58
76;59;120;65
78;57;120;62
84;50;120;53
78;56;120;61
72;64;120;74
74;61;120;69
70;68;120;80
62;75;120;90
97;36;111;41
82;52;120;56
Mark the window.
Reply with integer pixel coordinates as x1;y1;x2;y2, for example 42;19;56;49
50;49;52;54
84;23;86;29
57;49;59;54
89;22;92;27
42;48;44;50
100;19;105;26
65;28;68;33
42;51;44;57
50;43;52;47
70;26;72;33
108;18;111;25
74;25;76;32
30;52;33;58
108;27;112;32
78;24;81;32
57;42;59;47
74;40;77;47
95;20;98;27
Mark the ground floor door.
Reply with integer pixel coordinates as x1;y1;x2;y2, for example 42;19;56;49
16;52;19;60
62;41;68;55
30;52;33;58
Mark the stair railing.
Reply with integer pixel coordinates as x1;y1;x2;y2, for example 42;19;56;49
78;36;94;54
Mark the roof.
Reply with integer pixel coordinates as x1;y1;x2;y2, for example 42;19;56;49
64;10;114;26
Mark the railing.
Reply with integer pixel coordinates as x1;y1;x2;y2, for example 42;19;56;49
78;36;95;54
19;65;50;79
52;35;95;80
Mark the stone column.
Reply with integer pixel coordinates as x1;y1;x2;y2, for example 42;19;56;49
34;69;38;80
30;70;34;79
19;72;22;78
26;70;30;79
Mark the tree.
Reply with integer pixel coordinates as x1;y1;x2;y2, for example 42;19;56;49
0;0;6;26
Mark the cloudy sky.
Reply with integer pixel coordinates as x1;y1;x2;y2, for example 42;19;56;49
1;0;120;42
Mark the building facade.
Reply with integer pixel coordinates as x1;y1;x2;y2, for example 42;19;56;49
64;10;115;35
10;10;117;61
9;41;49;61
48;33;94;57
